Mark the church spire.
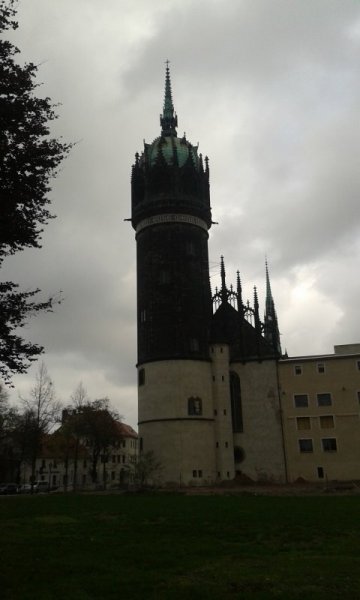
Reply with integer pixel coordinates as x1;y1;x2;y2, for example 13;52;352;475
264;259;281;356
160;61;178;137
220;255;227;304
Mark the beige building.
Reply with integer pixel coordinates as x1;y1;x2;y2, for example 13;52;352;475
279;344;360;483
21;422;138;491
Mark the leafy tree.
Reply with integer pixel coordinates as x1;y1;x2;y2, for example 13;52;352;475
0;0;71;383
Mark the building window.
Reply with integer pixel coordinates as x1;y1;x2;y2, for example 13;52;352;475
138;368;145;386
188;397;202;416
317;467;324;479
357;391;360;404
216;442;219;448
221;375;225;381
111;471;115;481
357;360;360;371
159;270;170;285
212;375;215;381
214;409;217;416
223;409;227;415
298;438;313;453
322;438;337;452
192;470;197;478
220;347;223;353
190;338;199;352
225;442;228;448
294;365;302;375
139;437;143;452
198;470;202;478
140;309;146;323
227;471;230;478
297;417;311;430
186;240;195;256
320;415;334;429
317;393;332;406
294;394;309;408
317;363;325;374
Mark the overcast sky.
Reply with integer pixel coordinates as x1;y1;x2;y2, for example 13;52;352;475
3;0;360;427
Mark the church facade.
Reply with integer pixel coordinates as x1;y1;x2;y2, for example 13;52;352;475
130;66;360;486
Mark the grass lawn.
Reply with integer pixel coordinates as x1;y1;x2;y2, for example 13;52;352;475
0;492;359;599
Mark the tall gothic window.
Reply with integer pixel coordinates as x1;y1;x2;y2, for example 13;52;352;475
230;371;243;432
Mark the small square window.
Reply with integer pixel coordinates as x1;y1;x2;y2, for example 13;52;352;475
322;438;337;452
297;417;311;430
317;363;325;374
294;365;302;375
299;438;313;453
294;394;309;408
320;415;334;429
317;393;332;406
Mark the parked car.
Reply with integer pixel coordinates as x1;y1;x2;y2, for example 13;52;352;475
18;484;32;494
0;483;18;495
32;481;50;493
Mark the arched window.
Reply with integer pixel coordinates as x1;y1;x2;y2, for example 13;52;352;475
188;396;202;416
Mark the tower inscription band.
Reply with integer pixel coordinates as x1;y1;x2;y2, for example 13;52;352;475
136;213;208;234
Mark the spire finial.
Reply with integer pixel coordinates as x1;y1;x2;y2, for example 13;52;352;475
160;60;178;136
264;258;282;356
236;270;243;315
220;256;227;303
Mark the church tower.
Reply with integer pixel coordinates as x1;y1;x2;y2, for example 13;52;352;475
131;64;216;485
131;65;287;486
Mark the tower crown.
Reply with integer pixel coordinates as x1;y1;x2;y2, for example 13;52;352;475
131;64;211;229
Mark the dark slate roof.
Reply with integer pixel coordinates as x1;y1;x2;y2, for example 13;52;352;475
210;301;276;361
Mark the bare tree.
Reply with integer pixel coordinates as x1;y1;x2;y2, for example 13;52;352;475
63;382;90;491
134;451;163;489
20;362;61;485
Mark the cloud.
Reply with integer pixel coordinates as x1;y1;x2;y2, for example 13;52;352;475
3;0;360;426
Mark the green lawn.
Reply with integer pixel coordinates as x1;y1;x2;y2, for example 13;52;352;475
0;493;359;599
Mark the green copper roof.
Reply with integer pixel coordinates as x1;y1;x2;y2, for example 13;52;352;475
145;135;200;169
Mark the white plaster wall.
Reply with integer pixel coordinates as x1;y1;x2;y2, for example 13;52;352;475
231;360;287;482
138;360;216;485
